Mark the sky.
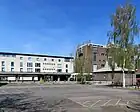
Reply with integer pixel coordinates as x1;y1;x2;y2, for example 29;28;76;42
0;0;140;56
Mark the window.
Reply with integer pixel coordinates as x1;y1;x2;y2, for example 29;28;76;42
44;58;47;61
1;61;5;66
35;68;40;72
1;67;5;72
101;64;105;67
27;62;33;67
20;68;23;72
11;62;14;67
52;59;54;61
12;55;16;57
57;64;62;68
103;60;105;62
136;74;140;78
99;60;101;62
20;57;23;60
66;64;68;68
57;69;62;72
35;63;40;67
101;53;104;56
28;57;32;60
66;69;68;73
11;68;14;72
65;59;70;62
27;68;33;72
20;62;23;67
58;59;61;62
93;52;96;61
36;58;39;61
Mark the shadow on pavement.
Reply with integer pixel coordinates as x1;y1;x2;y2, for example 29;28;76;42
0;83;8;87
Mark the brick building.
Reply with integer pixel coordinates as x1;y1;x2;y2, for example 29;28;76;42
75;42;107;73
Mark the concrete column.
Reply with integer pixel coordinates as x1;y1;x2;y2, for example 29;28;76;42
123;70;126;88
57;76;60;81
51;76;53;81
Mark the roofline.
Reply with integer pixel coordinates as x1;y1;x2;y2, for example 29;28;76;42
0;52;74;59
78;43;106;49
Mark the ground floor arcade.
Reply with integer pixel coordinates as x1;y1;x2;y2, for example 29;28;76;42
0;72;71;82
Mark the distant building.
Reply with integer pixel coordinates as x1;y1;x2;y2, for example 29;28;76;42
75;42;107;73
0;52;74;82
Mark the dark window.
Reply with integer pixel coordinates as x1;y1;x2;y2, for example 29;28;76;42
20;68;23;72
35;63;40;67
65;59;70;62
66;69;68;73
101;53;104;56
2;61;5;66
57;69;62;72
99;60;101;62
11;68;14;72
28;57;32;61
27;68;33;72
58;59;61;62
12;55;16;57
52;59;54;61
27;62;33;67
20;57;23;60
1;67;5;72
11;62;14;67
66;64;68;68
36;58;39;61
101;64;105;67
93;52;96;61
20;62;23;67
103;60;105;62
44;58;47;61
136;74;140;78
35;68;40;72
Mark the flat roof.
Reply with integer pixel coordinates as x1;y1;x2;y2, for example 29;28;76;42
0;72;72;76
0;52;74;59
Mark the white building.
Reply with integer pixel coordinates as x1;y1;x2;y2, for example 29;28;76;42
0;52;74;82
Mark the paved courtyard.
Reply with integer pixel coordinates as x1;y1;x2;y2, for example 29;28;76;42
0;84;139;112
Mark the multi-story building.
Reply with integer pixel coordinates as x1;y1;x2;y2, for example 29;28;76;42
75;42;107;73
0;52;74;82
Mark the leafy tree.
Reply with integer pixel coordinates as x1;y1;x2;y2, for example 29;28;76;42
134;44;140;70
74;52;85;83
108;2;139;87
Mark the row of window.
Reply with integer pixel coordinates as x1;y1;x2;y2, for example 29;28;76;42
1;61;68;68
99;60;105;62
43;68;55;71
93;52;106;61
1;67;68;73
1;67;14;72
1;61;14;66
20;57;71;62
20;57;62;62
43;63;55;65
0;54;16;57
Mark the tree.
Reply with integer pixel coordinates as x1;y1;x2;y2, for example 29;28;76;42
107;44;116;86
134;44;140;70
74;56;85;83
108;2;139;88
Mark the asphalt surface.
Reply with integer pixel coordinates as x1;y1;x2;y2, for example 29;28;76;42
0;84;140;112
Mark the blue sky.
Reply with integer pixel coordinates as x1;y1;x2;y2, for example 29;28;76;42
0;0;140;56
